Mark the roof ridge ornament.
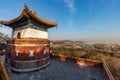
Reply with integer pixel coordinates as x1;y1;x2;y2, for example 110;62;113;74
24;4;29;11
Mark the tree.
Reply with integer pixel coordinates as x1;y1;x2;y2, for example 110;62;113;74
0;32;9;43
0;32;9;51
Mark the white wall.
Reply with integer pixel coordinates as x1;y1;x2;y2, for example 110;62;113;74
13;28;48;39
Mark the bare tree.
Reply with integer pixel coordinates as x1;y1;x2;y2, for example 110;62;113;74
0;32;9;43
0;32;9;51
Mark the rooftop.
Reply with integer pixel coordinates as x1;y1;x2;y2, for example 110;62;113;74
5;58;106;80
0;5;57;27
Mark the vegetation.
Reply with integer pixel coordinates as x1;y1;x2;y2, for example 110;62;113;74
52;47;120;80
0;32;9;51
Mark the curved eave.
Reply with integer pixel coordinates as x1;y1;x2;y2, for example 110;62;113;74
0;5;58;27
28;10;58;27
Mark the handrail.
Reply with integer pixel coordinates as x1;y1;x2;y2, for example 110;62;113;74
0;58;9;80
103;62;115;80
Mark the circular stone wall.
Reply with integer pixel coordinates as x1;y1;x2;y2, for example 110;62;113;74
5;38;50;72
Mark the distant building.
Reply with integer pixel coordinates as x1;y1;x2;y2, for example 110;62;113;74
0;5;57;72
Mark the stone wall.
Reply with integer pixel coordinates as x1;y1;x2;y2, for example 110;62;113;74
6;38;50;61
50;54;115;80
50;54;101;66
6;46;50;61
13;28;48;39
5;38;50;72
7;57;50;72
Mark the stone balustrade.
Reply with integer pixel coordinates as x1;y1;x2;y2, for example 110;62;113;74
0;58;9;80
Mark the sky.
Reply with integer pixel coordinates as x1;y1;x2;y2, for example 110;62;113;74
0;0;120;43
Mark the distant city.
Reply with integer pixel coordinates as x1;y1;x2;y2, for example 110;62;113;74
50;40;120;58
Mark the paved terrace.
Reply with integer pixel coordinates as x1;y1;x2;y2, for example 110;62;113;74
5;58;106;80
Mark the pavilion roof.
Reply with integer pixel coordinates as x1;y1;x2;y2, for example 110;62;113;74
0;5;57;27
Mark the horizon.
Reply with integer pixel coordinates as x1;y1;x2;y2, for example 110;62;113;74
50;39;120;44
0;0;120;43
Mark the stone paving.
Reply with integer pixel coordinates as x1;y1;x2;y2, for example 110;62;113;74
5;59;107;80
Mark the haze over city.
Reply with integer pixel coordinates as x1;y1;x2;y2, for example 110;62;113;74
0;0;120;43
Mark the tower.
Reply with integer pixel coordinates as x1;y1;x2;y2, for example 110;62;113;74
0;5;57;72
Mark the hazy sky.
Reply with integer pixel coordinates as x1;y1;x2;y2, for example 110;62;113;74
0;0;120;43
